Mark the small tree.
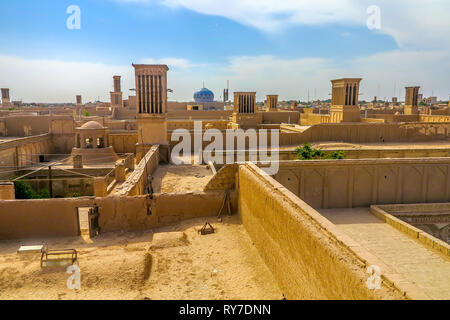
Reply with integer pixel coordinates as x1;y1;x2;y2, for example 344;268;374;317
295;143;325;160
14;178;51;199
14;180;35;199
82;109;91;117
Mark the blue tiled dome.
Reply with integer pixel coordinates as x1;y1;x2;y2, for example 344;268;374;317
194;87;214;103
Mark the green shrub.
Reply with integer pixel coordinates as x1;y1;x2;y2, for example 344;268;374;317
325;150;346;159
295;143;346;160
32;188;50;199
14;180;35;199
67;192;81;198
14;179;50;199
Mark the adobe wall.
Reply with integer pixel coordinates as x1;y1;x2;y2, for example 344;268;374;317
168;109;232;120
168;120;229;131
360;117;385;123
115;146;160;196
420;115;450;123
364;109;397;115
299;112;331;125
113;107;137;120
300;122;450;143
0;182;15;199
0;148;16;175
166;122;450;154
0;120;6;136
168;129;284;160
0;191;238;239
0;197;91;239
366;114;419;123
278;147;450;161
272;158;450;209
168;101;228;112
262;111;300;124
1;116;51;136
50;117;75;134
0;134;53;168
79;107;112;117
204;164;237;191
430;108;450;116
109;132;138;154
238;163;404;299
0;115;76;138
168;101;189;112
100;192;238;232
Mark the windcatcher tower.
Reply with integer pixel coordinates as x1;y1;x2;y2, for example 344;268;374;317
223;80;229;102
133;64;169;161
1;88;10;107
330;78;362;123
266;95;278;112
76;95;82;106
404;86;420;115
110;75;123;107
231;92;260;129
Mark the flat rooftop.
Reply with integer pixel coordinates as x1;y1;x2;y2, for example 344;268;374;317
275;140;450;152
319;208;450;300
311;140;450;150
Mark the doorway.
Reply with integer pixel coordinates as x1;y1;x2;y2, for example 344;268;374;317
77;206;100;238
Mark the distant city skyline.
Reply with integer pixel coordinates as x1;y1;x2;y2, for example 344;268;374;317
0;0;449;103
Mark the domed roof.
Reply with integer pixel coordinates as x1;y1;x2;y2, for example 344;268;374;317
80;121;104;130
194;87;214;103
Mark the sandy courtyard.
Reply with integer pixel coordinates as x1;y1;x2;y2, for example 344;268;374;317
0;215;283;300
151;164;214;193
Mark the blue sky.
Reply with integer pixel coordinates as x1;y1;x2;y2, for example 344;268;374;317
0;0;449;103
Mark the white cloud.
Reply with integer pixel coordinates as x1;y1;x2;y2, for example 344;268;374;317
107;0;450;102
121;0;450;49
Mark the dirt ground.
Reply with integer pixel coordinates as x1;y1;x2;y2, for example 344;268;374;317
0;215;283;300
151;164;214;193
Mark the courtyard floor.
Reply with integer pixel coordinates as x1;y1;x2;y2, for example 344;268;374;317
151;164;214;193
319;208;450;299
0;215;282;300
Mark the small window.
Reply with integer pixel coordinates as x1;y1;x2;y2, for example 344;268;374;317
85;138;93;149
97;137;105;148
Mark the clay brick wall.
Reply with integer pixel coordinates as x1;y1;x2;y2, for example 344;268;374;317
238;163;404;299
0;191;238;239
204;164;237;191
272;158;450;209
300;122;450;143
109;132;138;154
115;145;160;196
